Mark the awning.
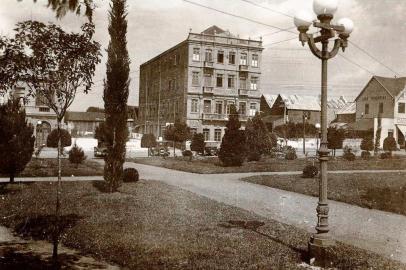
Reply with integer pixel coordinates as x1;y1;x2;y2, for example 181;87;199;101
397;125;406;136
347;118;374;131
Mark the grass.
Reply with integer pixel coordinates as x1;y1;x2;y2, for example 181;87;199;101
0;181;405;269
0;158;104;179
243;172;406;216
128;155;406;174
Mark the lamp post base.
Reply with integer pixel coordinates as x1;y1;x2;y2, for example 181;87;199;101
308;234;335;267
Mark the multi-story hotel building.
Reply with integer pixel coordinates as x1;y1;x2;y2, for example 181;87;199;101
138;26;263;143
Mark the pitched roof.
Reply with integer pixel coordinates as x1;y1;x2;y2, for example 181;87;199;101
262;94;278;109
65;111;105;122
280;94;321;111
355;76;406;101
336;102;356;115
201;25;226;35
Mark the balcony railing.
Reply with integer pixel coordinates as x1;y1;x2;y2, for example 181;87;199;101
202;113;248;121
238;89;249;96
204;61;214;68
203;86;214;94
239;64;248;71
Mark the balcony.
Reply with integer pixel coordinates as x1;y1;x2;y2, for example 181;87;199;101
238;89;249;96
204;61;214;69
203;86;214;95
239;64;249;72
202;113;228;121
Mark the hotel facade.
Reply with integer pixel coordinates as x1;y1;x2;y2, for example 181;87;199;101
138;26;263;143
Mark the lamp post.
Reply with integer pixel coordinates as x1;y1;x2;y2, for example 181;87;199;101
294;0;353;265
315;123;321;151
303;112;308;155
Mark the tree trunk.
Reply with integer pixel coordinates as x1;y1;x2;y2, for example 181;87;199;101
52;120;62;266
9;172;14;183
173;140;175;157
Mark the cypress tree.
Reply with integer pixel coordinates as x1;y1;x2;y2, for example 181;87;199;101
245;112;273;161
103;0;130;192
218;105;246;166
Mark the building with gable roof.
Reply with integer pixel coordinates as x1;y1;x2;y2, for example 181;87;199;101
352;76;406;148
138;25;263;144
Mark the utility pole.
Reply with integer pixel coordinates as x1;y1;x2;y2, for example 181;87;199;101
303;112;307;155
157;62;161;139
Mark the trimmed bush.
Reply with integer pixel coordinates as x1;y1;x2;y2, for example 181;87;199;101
123;168;139;183
190;133;205;154
47;128;72;148
247;152;261;162
383;136;397;156
380;152;391;159
68;144;86;168
285;148;297;160
360;151;371;160
302;165;319;178
343;147;356;161
182;150;193;161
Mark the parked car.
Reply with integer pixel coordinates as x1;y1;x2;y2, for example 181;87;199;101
94;142;108;158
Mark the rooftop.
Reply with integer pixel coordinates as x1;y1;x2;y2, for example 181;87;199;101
65;111;105;122
355;76;406;101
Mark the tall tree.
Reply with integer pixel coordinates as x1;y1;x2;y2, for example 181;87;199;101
0;99;35;182
218;105;246;166
103;0;130;193
190;133;205;155
164;120;191;156
327;127;345;157
0;21;101;264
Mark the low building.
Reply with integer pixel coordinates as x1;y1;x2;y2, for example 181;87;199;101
351;76;406;148
334;102;356;124
260;94;348;130
64;111;105;137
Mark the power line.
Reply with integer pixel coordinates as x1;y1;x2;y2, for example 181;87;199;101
338;53;374;75
239;0;294;19
348;40;400;76
182;0;296;35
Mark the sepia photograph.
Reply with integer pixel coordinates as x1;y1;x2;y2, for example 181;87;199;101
0;0;405;269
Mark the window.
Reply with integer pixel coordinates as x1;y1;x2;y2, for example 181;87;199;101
39;107;50;112
214;129;222;142
203;100;211;113
174;54;179;66
251;54;259;67
217;51;224;63
227;75;235;89
239;102;246;115
35;92;48;107
215;101;223;114
205;49;213;62
229;52;236;64
379;102;384;114
226;101;235;114
364;103;369;114
203;129;210;141
191;99;198;113
240;53;247;65
250;103;257;116
250;77;258;90
192;72;199;86
193;48;200;61
399;102;405;113
239;78;247;89
204;74;212;87
216;74;223;87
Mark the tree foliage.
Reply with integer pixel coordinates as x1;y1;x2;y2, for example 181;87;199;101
22;0;94;21
383;136;397;156
164;120;191;144
273;122;317;139
218;105;246;166
0;99;35;182
94;122;109;144
360;136;374;152
47;129;72;148
245;113;274;161
190;133;205;154
141;134;157;148
68;144;86;168
327;127;345;156
103;0;131;193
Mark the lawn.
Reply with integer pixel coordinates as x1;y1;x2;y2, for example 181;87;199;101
0;181;404;269
0;158;104;179
128;155;406;174
243;172;406;216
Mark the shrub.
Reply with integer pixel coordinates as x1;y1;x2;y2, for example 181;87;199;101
361;151;371;160
141;133;157;157
123;168;139;183
245;113;274;161
285;148;297;160
383;136;397;156
182;150;193;161
343;146;356;161
47;128;72;149
302;165;319;178
380;152;391;159
68;144;86;168
360;136;374;152
190;133;205;154
247;151;261;162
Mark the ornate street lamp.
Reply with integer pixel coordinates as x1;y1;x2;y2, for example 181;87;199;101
294;0;354;265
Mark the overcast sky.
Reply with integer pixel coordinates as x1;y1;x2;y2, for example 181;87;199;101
1;0;405;111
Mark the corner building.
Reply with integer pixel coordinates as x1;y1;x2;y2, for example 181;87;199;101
138;26;263;144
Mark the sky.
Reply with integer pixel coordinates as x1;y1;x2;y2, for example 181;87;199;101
1;0;405;111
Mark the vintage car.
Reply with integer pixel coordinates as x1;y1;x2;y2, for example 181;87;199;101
94;142;108;158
